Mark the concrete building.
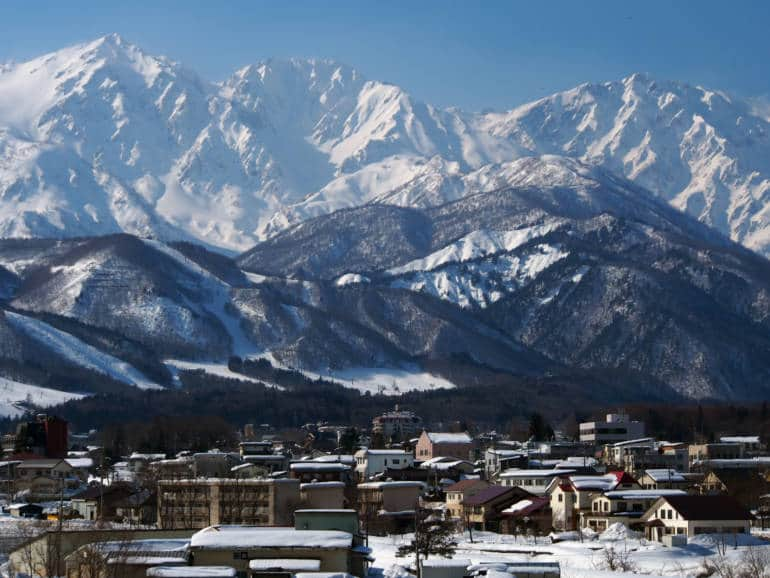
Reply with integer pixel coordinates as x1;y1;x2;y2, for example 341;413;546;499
372;407;423;441
157;478;300;529
188;525;365;577
300;481;346;509
579;413;644;444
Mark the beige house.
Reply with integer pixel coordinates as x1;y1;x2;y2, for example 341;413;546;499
548;472;639;531
583;489;686;532
16;459;76;499
445;479;490;519
642;495;753;541
157;478;300;529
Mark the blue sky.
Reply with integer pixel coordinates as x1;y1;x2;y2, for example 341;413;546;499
2;0;769;111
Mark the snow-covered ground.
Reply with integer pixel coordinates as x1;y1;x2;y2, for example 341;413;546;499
291;365;455;395
164;359;284;390
367;525;770;578
5;311;160;390
0;375;84;417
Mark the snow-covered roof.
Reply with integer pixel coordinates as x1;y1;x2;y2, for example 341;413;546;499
290;463;350;472
294;574;356;578
500;468;575;478
569;473;631;491
610;437;655;448
426;432;472;444
358;481;425;489
189;526;353;550
421;559;471;568
147;567;236;578
643;469;686;482
129;453;166;460
248;559;321;571
65;458;94;469
300;482;346;489
601;489;686;500
356;449;411;456
720;436;760;444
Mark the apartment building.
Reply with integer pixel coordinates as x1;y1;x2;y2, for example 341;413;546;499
156;478;300;529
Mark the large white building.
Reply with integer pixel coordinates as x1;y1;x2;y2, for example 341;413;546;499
579;413;645;444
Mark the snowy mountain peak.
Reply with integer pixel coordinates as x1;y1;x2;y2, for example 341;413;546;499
1;38;770;256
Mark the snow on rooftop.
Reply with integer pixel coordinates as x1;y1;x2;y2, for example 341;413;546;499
290;463;350;472
189;526;353;550
248;559;321;571
294;574;356;578
643;469;686;482
602;489;686;500
426;432;472;444
500;468;575;478
421;558;471;568
147;567;236;578
65;457;94;469
569;473;626;491
358;481;425;489
501;499;534;514
300;482;346;489
720;436;760;444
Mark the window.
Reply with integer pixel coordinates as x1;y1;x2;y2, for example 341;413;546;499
558;494;563;503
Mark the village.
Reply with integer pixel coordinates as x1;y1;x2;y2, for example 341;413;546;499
0;410;767;577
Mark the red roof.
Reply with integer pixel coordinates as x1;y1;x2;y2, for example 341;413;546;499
462;485;520;506
500;496;550;517
609;471;638;486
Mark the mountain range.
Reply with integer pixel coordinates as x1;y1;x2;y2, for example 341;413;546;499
1;34;770;257
1;36;770;415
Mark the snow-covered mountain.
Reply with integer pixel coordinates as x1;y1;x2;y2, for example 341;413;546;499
2;35;770;256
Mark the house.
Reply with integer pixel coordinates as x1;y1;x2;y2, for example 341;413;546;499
15;458;77;499
461;485;533;532
583;489;686;532
157;478;301;529
415;432;473;461
7;502;44;518
499;469;575;496
637;469;694;491
114;488;157;525
419;457;475;483
445;479;490;519
127;453;166;473
579;413;644;444
642;495;753;541
65;457;94;481
498;495;552;536
300;481;346;509
188;525;365;578
547;471;639;531
70;484;136;521
354;449;414;480
698;468;770;510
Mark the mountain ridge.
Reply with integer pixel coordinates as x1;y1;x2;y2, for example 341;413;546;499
1;34;770;257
